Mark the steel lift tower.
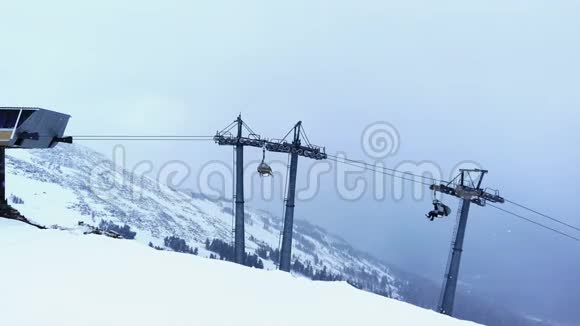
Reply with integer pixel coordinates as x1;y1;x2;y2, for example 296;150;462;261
215;117;326;269
214;115;264;264
430;169;505;316
265;122;327;272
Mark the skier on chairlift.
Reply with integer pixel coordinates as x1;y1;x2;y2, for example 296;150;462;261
426;199;451;221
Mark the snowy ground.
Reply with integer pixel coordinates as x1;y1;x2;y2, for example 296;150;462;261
0;219;477;326
6;145;403;298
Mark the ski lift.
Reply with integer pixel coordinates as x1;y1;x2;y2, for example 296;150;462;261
0;107;71;148
426;199;451;221
257;147;273;177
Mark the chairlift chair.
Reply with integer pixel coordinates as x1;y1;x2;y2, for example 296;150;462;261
257;147;273;177
426;199;451;221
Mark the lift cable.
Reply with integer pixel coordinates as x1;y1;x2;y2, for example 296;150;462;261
36;135;214;139
74;139;214;141
326;154;443;185
73;136;214;141
71;135;441;184
329;156;580;242
71;135;214;138
503;199;580;233
326;155;433;187
60;132;580;243
487;203;580;242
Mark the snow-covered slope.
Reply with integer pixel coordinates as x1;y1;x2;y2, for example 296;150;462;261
0;219;476;326
6;144;401;298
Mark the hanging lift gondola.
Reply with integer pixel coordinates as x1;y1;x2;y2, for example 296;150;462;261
257;147;273;177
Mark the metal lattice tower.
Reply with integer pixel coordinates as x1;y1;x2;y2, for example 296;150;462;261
431;169;505;316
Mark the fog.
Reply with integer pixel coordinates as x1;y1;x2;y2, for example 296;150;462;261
1;0;579;323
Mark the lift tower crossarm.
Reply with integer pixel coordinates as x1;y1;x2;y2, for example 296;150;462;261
264;122;327;160
431;169;504;317
214;130;327;161
430;169;504;207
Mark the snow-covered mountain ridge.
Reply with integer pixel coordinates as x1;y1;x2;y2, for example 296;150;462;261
6;144;402;299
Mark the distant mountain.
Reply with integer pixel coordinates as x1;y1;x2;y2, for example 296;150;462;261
5;144;544;326
6;144;401;298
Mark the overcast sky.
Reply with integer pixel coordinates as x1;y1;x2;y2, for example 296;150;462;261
1;0;579;323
